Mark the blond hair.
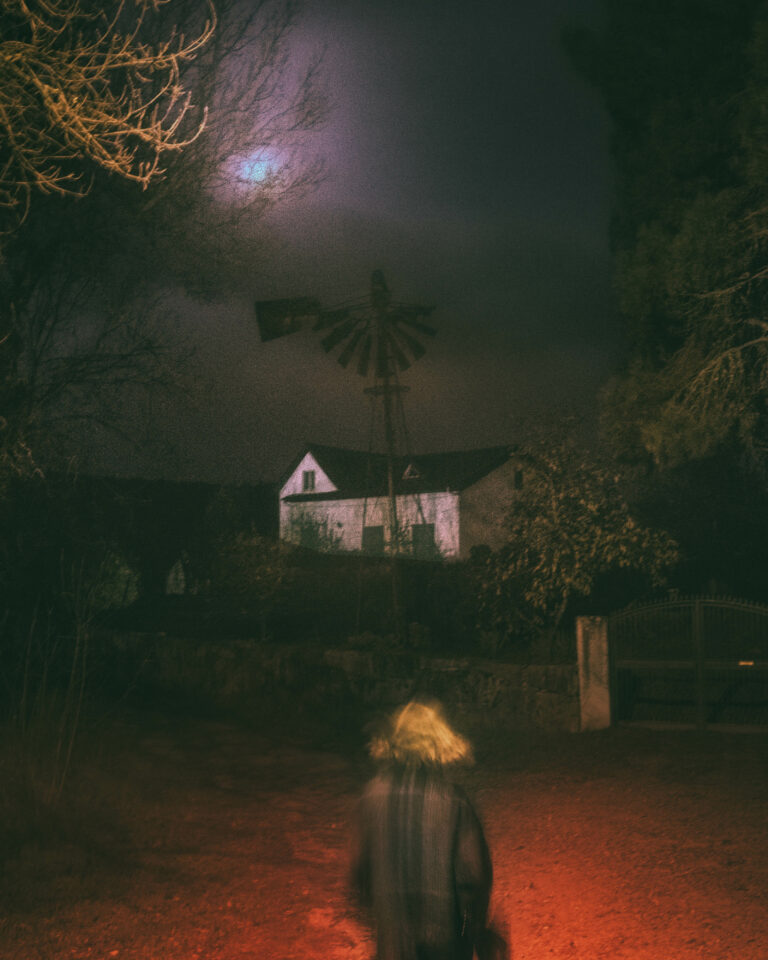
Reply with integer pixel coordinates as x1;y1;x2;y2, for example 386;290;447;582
368;700;473;766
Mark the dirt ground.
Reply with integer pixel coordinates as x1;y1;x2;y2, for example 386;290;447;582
1;709;767;960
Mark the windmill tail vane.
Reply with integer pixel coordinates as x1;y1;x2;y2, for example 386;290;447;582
253;297;321;342
255;271;436;377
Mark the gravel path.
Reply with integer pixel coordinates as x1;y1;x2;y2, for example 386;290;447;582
1;714;766;959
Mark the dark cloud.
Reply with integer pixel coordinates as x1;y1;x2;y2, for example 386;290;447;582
90;0;615;483
299;0;608;222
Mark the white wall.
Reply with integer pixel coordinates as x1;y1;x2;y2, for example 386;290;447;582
280;490;460;557
280;452;337;497
458;459;518;557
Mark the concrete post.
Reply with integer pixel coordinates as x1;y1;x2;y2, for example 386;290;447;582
577;616;611;731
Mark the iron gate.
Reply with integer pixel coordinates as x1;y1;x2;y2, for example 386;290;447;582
609;597;768;729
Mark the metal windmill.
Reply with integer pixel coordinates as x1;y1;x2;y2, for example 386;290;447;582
256;270;435;549
315;269;435;381
315;270;436;552
256;270;436;639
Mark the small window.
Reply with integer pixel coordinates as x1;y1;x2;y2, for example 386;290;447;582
412;523;437;559
302;470;315;492
362;525;385;555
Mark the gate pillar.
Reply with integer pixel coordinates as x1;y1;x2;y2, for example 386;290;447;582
577;616;611;730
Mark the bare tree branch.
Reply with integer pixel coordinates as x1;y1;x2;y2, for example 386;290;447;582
0;0;215;231
0;0;326;483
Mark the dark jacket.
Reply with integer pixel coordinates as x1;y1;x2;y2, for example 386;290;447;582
352;764;493;960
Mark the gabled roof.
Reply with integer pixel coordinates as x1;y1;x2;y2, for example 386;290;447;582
282;443;512;500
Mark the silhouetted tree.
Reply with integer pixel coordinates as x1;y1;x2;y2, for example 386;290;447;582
566;0;768;471
0;0;325;485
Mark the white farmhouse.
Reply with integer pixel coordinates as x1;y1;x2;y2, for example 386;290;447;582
279;444;520;560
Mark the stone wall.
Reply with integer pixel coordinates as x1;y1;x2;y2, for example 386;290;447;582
323;648;580;733
100;632;581;734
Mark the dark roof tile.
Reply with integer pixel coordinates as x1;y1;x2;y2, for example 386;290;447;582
285;443;512;498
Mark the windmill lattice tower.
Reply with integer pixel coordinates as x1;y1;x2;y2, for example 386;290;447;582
315;270;436;554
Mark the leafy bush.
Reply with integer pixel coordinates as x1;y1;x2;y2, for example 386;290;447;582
473;427;679;644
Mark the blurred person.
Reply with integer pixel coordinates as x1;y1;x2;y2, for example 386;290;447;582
351;699;507;960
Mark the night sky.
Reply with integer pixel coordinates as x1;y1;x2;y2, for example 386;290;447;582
90;0;618;485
